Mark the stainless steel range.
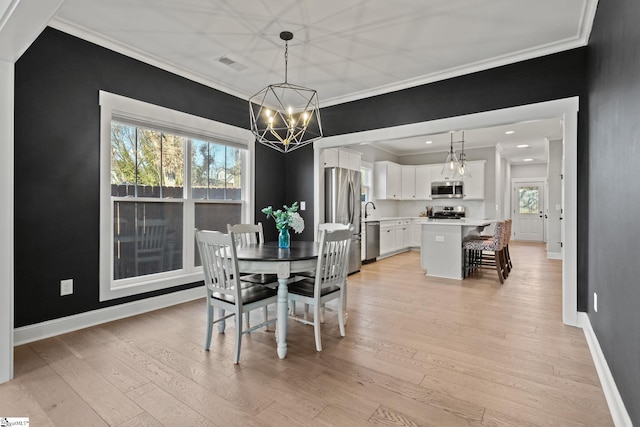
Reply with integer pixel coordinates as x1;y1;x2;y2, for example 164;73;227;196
430;206;465;219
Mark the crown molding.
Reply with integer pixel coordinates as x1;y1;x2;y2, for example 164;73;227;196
48;18;249;101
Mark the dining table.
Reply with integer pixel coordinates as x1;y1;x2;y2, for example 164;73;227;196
234;241;319;359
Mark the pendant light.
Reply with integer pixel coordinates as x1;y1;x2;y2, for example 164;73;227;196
249;31;323;153
442;131;459;178
457;131;471;177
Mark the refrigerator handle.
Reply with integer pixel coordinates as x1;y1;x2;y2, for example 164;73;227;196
347;179;354;225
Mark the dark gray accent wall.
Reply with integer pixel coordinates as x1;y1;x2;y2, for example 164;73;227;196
14;27;249;327
587;0;640;422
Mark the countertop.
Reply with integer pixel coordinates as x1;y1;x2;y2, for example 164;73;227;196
362;217;492;226
419;219;496;226
362;216;421;222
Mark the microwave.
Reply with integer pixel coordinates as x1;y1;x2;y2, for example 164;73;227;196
431;181;463;199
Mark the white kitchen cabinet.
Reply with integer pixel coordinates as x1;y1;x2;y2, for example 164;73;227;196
323;148;361;171
401;219;412;248
322;148;339;168
415;165;433;200
462;160;486;200
380;221;396;255
401;166;416;200
374;161;402;200
339;149;362;171
432;163;458;182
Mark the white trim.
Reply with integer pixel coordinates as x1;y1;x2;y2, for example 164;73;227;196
51;19;248;101
99;91;254;301
316;97;579;327
49;0;600;109
579;312;633;427
547;252;562;260
14;286;203;346
0;59;14;384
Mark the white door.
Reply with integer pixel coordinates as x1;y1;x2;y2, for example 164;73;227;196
513;181;545;241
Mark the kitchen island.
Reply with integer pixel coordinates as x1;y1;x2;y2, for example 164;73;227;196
421;219;495;279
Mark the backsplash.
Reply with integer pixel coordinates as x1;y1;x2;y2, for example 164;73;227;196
363;199;488;219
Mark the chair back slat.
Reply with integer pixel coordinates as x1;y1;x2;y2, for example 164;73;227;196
315;229;351;296
196;229;241;300
227;223;264;247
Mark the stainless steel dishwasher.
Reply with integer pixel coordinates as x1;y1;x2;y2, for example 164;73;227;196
364;221;380;263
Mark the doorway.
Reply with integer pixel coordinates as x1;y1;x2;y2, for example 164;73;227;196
314;97;579;327
512;180;545;241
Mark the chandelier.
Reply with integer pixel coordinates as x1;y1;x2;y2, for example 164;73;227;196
441;131;471;178
249;31;323;153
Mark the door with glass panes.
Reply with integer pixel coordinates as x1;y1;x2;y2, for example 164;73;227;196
512;181;545;241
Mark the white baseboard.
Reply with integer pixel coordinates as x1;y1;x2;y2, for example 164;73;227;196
547;251;562;260
14;286;203;346
579;312;633;427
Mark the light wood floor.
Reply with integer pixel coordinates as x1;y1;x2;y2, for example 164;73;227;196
0;242;612;426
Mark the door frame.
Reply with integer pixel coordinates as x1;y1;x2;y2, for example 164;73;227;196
315;97;579;327
511;177;546;242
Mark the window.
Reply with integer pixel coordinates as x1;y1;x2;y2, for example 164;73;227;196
518;186;540;214
100;91;254;301
360;162;373;203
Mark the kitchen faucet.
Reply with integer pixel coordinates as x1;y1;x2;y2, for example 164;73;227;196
364;201;376;218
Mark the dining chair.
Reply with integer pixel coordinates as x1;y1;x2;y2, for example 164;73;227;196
287;228;351;351
135;219;167;276
294;222;352;320
227;223;278;287
195;229;278;364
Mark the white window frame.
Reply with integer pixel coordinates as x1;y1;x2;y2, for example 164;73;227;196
99;91;255;301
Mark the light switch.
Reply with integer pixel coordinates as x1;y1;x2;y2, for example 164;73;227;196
435;236;445;242
300;201;306;211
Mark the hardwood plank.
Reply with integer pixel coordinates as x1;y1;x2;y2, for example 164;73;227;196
125;383;211;426
0;378;55;426
19;365;109;426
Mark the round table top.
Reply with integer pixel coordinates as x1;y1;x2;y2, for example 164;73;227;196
235;241;319;261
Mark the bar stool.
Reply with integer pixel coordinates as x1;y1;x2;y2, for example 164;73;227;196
463;220;507;283
503;219;513;274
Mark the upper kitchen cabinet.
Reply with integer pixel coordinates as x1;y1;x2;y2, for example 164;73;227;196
432;164;458;182
462;160;486;200
415;165;433;200
401;166;416;200
374;161;401;200
403;165;434;200
322;148;361;171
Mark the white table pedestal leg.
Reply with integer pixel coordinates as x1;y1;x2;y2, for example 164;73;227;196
276;262;290;359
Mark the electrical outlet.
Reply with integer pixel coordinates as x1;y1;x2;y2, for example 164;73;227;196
435;236;445;242
594;292;598;313
61;279;73;296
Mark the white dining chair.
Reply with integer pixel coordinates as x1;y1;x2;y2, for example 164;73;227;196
227;222;278;287
287;228;351;351
195;229;278;364
294;222;352;320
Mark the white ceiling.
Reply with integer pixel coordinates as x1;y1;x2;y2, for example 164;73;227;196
49;0;595;162
369;118;563;165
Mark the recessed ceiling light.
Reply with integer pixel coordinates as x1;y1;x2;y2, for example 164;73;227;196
425;140;433;144
516;144;529;148
505;130;515;135
523;158;534;162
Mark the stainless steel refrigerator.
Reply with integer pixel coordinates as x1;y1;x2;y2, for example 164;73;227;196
325;167;361;274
